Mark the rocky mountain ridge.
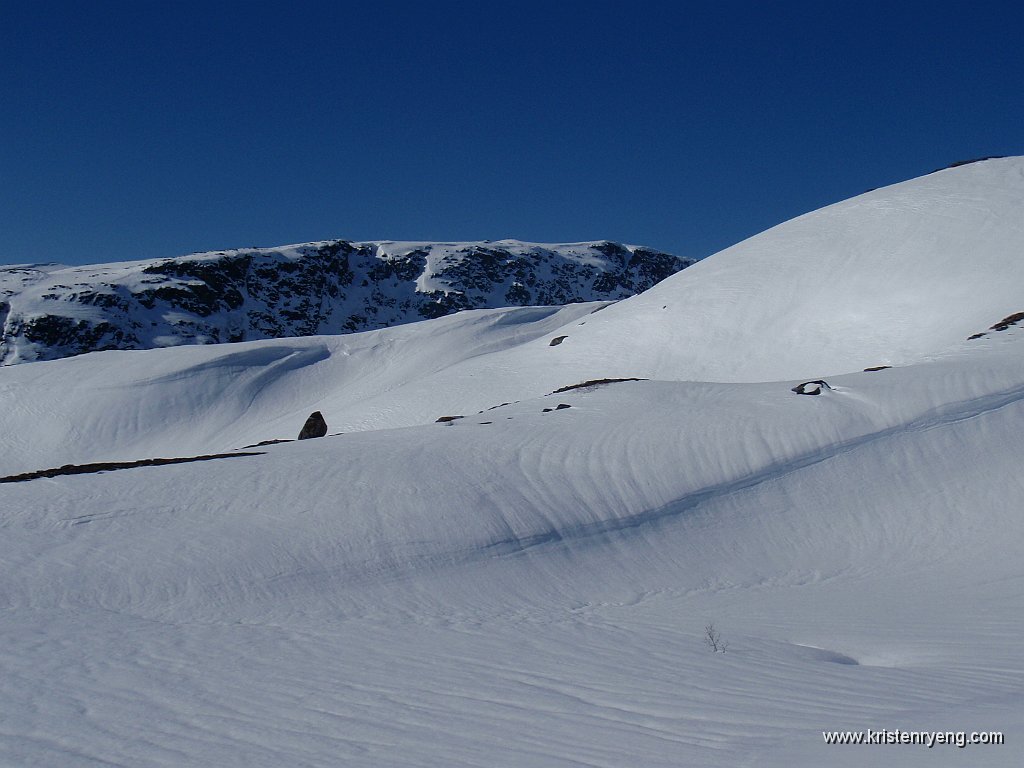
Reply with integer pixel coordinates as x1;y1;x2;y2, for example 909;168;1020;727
0;239;692;365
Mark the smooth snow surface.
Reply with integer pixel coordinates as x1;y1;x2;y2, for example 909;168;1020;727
2;158;1023;766
557;157;1024;381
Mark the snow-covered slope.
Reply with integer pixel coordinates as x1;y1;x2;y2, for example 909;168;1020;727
3;159;1022;473
0;302;602;475
547;156;1024;381
2;158;1022;767
0;239;691;365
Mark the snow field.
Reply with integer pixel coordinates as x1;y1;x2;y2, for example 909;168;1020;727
2;157;1024;766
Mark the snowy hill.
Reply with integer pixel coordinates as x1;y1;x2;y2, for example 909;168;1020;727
0;239;691;365
2;157;1023;767
545;156;1024;382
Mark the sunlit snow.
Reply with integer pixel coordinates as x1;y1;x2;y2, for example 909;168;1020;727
1;158;1022;766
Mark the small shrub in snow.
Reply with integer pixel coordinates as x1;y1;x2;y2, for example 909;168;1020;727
704;623;728;653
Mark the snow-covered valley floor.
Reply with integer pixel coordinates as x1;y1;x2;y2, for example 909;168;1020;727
2;158;1022;766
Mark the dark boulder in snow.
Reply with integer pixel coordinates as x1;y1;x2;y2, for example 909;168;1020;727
435;415;464;424
297;411;328;440
791;380;832;396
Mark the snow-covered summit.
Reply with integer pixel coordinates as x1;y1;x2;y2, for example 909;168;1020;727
546;156;1024;382
0;239;691;365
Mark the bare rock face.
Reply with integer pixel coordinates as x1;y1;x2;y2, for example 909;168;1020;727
0;240;694;366
297;411;328;440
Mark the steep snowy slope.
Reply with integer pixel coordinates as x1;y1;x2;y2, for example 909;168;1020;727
0;239;690;365
2;158;1022;767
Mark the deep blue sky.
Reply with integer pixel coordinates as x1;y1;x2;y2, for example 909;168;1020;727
2;1;1022;266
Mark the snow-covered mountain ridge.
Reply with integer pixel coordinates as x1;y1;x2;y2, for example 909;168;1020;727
0;239;691;365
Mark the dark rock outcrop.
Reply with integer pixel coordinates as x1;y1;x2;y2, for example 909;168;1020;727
792;380;832;395
297;411;328;440
966;311;1024;340
0;240;694;365
0;452;263;484
549;378;647;394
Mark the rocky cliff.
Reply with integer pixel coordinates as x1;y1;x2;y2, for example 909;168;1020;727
0;239;692;365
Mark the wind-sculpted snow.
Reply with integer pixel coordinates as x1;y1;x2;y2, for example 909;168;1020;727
5;351;1024;598
0;239;691;365
2;158;1024;766
2;343;1024;766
